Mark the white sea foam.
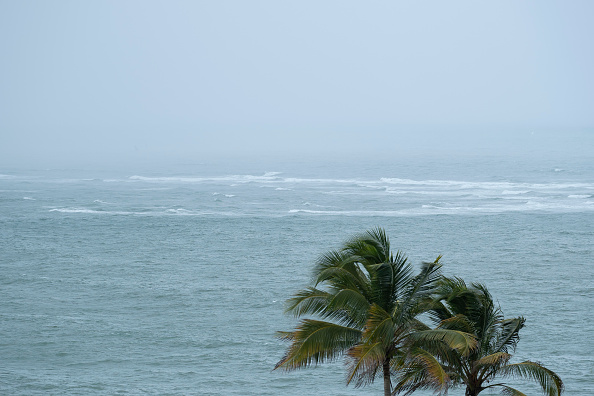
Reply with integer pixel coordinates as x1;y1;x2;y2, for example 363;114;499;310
289;209;405;216
502;190;530;195
275;188;292;191
23;197;35;200
50;208;134;215
93;200;111;204
224;194;235;198
129;172;283;184
165;208;193;214
568;195;591;199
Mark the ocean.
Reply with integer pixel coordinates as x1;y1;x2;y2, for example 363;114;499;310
1;146;593;395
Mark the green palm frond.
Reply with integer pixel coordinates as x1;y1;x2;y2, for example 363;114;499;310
370;261;397;308
437;314;474;334
326;287;370;326
498;361;564;396
346;341;386;386
390;251;414;298
490;384;528;396
393;355;450;395
275;319;361;370
474;351;512;368
407;329;476;356
361;303;395;346
394;260;442;324
316;265;367;292
493;317;525;353
357;227;391;262
285;286;331;316
314;249;351;272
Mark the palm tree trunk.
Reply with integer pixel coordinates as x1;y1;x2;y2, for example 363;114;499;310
383;359;391;396
465;387;480;396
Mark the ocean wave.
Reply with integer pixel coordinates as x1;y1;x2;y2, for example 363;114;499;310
23;197;35;200
288;209;404;216
49;208;135;215
123;174;594;197
165;208;193;214
129;172;283;184
47;207;249;217
568;195;591;199
379;178;592;191
502;190;530;195
289;200;594;216
384;188;474;197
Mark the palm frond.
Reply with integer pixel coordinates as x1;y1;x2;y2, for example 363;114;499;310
285;286;331;317
316;265;368;294
361;303;395;346
275;319;361;371
326;287;371;327
474;351;512;368
395;260;443;325
390;251;414;300
437;314;474;334
487;384;527;396
498;361;564;396
346;342;385;387
493;317;525;353
407;329;477;356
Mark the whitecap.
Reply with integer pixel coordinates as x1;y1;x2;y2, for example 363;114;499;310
288;209;404;216
93;200;110;204
224;194;235;198
568;195;591;199
165;208;192;215
49;208;134;215
275;187;291;191
502;190;530;195
23;197;35;200
129;172;283;184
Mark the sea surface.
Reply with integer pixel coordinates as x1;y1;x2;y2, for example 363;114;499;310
1;146;593;395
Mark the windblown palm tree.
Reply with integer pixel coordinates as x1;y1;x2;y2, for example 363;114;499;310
275;228;475;396
395;277;564;396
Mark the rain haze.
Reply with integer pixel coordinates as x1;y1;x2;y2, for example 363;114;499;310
2;3;594;396
1;1;593;167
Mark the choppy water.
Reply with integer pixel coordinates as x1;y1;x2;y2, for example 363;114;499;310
1;153;593;395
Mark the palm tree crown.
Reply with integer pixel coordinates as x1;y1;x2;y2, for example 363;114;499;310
396;277;564;396
275;228;475;396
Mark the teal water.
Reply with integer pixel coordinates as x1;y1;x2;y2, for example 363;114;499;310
1;153;593;395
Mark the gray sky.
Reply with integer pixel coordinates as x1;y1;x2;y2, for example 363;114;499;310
1;1;593;166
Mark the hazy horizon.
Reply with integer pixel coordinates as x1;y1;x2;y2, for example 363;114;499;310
1;1;593;167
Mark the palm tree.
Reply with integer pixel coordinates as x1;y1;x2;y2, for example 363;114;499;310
395;277;564;396
275;228;475;396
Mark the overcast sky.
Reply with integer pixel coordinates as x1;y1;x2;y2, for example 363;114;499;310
1;1;593;166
